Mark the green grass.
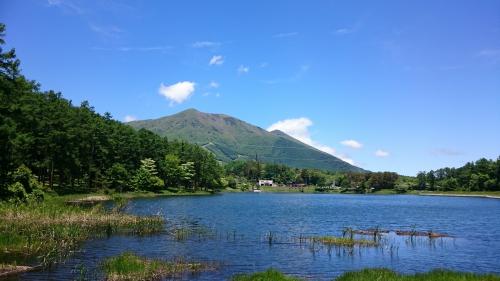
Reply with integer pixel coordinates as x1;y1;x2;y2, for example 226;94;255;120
258;186;333;193
336;268;500;281
231;269;302;281
102;252;210;281
311;236;378;247
0;196;163;267
231;269;500;281
418;191;500;197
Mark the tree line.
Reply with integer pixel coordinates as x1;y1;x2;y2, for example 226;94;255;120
223;160;400;192
0;24;223;201
415;157;500;192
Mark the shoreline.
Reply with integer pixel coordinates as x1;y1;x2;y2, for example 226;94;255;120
419;193;500;199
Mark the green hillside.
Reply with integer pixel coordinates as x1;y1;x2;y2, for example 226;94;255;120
128;109;364;172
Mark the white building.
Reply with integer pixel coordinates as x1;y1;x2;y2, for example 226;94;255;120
258;179;274;187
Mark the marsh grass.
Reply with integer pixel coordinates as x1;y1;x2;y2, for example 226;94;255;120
231;269;500;281
231;269;302;281
102;252;213;281
335;268;500;281
311;236;379;247
0;197;163;267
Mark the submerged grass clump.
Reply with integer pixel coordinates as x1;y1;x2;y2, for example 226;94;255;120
102;252;212;281
0;196;163;267
231;269;302;281
311;236;378;247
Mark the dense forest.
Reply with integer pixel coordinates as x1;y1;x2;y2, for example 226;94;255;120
0;24;223;201
415;158;500;192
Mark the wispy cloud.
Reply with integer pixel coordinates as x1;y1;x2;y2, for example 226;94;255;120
431;148;463;156
158;81;195;106
273;32;299;38
209;55;224;66
89;23;123;38
267;118;355;165
341;139;363;149
91;46;172;52
47;0;84;14
375;149;390;157
263;64;310;84
477;48;500;63
237;65;249;74
334;21;362;35
208;81;219;88
124;115;137;122
477;49;500;57
191;41;221;48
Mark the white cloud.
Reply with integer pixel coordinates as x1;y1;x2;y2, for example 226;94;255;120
267;118;356;165
341;139;363;149
124;115;137;122
192;41;221;48
209;55;224;66
92;46;172;52
335;28;355;35
237;65;249;74
431;148;463;156
477;49;500;57
375;149;389;157
208;81;219;88
273;32;298;38
334;22;362;35
158;81;195;106
89;23;123;38
260;62;269;68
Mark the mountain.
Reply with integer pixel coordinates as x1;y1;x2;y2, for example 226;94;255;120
127;109;364;172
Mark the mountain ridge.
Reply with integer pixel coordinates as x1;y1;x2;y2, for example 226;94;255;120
127;108;365;173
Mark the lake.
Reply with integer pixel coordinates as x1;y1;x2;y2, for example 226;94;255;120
18;193;500;280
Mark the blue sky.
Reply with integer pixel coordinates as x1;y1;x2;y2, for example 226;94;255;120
1;0;499;175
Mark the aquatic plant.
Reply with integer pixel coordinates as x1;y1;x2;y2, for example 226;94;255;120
335;268;500;281
311;236;379;247
231;268;500;281
0;197;163;267
102;252;213;281
231;269;302;281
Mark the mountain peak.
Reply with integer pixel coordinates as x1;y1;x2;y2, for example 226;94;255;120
128;111;364;172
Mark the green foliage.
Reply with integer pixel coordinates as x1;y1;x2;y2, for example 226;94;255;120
7;182;27;202
231;268;500;281
0;197;163;266
335;268;500;281
133;159;164;192
106;163;130;192
231;269;302;281
0;24;223;198
128;109;364;173
102;252;209;281
413;157;500;192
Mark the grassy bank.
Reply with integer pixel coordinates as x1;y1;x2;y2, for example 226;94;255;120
102;252;213;281
418;191;500;199
0;195;164;267
231;269;500;281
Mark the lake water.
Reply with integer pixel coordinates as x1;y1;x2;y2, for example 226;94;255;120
18;193;500;280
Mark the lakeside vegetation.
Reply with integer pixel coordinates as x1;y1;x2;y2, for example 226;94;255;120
224;157;499;195
102;252;213;281
0;195;163;267
231;269;500;281
415;158;499;192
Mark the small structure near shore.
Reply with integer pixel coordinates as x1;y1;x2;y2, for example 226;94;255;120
258;179;274;187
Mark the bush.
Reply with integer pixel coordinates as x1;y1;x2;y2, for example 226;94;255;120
7;182;28;202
